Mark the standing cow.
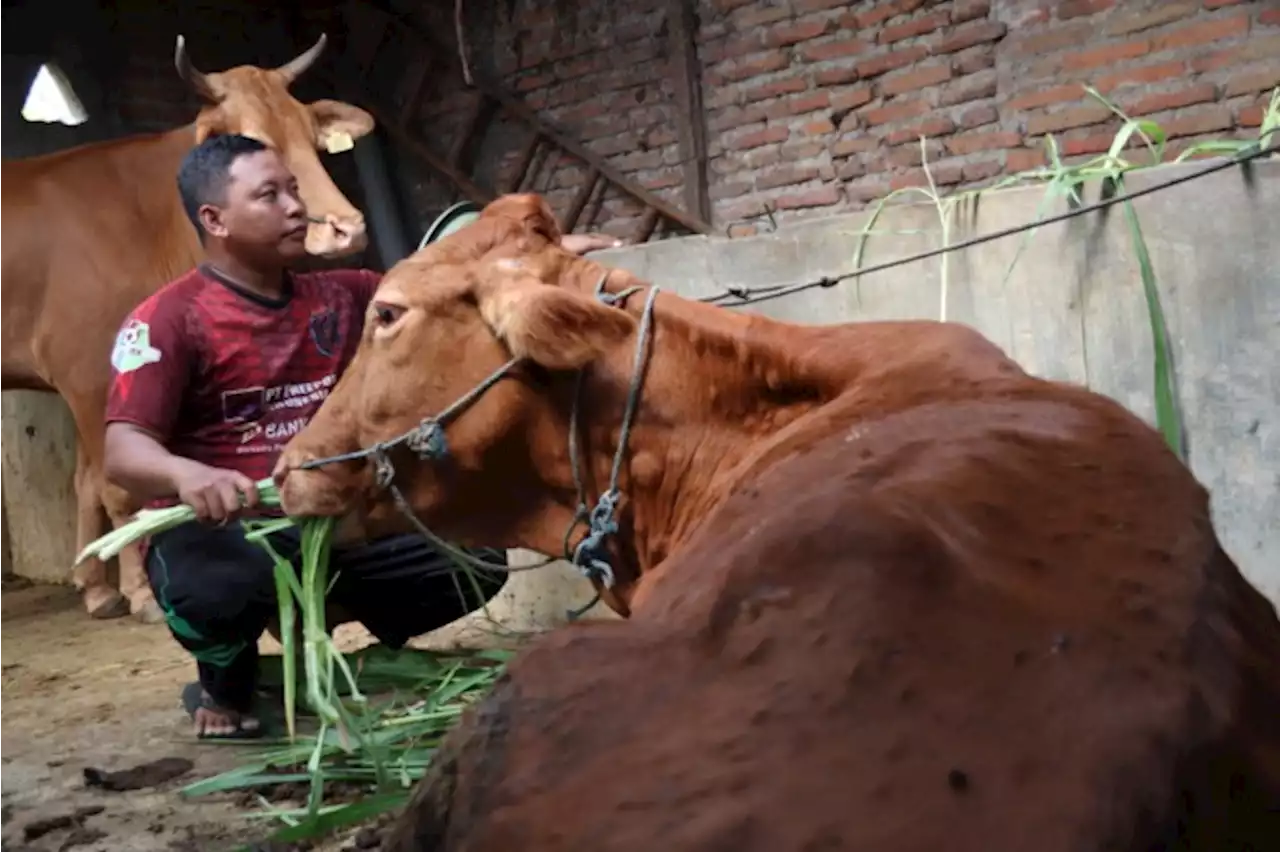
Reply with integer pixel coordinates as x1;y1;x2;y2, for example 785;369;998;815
1;34;374;620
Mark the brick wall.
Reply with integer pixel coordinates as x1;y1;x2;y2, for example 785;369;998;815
398;0;1277;237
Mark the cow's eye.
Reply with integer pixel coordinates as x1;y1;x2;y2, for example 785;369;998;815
372;301;406;327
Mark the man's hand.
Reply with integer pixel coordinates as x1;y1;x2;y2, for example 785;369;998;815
560;233;625;255
173;464;261;524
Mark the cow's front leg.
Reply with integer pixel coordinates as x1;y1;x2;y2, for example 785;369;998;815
72;447;129;619
102;480;163;624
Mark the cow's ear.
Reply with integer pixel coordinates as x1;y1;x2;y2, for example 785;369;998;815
483;194;563;245
309;100;375;150
194;108;226;143
479;279;636;371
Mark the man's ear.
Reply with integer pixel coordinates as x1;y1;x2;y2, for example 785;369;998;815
309;100;376;150
479;279;637;371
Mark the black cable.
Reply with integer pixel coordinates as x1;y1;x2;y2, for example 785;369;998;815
702;142;1277;308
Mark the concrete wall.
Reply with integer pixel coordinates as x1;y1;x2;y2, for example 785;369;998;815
385;0;1276;236
442;156;1279;641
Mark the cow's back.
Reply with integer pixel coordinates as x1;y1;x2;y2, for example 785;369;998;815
1;127;201;392
386;375;1280;852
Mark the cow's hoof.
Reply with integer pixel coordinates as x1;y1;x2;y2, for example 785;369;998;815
133;599;166;625
86;589;130;620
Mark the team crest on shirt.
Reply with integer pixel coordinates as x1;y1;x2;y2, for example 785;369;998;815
309;308;340;357
110;319;162;373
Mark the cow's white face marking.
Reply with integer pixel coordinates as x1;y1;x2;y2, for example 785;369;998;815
494;257;525;272
110;319;162;373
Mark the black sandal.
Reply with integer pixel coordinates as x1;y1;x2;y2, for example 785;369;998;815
180;682;265;740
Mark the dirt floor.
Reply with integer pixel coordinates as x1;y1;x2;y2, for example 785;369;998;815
1;578;386;852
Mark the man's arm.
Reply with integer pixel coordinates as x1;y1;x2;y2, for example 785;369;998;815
102;305;258;523
561;233;624;255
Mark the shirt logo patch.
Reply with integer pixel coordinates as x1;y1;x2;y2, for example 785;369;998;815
111;320;162;374
309;309;340;357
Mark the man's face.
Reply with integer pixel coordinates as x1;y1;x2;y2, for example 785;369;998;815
201;149;310;264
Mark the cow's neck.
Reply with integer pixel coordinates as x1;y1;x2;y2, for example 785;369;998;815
526;287;840;606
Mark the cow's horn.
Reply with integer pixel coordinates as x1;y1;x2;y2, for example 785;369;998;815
275;33;328;85
174;35;219;103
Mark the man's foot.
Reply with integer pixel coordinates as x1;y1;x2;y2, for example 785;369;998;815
180;682;264;739
83;586;130;620
131;596;166;625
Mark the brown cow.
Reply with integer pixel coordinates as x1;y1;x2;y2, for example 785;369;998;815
1;35;373;621
275;195;1280;851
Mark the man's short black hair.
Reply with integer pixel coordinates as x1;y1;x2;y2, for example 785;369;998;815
176;133;269;238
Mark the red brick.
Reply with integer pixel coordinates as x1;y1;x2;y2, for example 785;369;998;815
845;179;891;203
890;163;963;190
886;117;957;145
1155;15;1250;50
1058;0;1113;19
862;99;929;126
957;103;999;129
768;19;832;47
1025;105;1114;135
938;73;998;107
963;160;1002;182
945;130;1021;156
719;53;790;82
1009;23;1091;56
640;170;683;191
1237;104;1265;127
1094;61;1186;93
932;20;1008;55
728;126;791;150
952;1;991;24
1058;132;1127;157
1062;40;1149;72
800;38;873;62
832;136;879;157
856;46;929;79
879;13;948;44
815;65;861;86
1191;35;1280;72
781;141;828;160
1161;107;1233;138
719;196;767;222
704;34;766;64
516;73;554;92
1104;2;1196;36
789;92;832;115
836;158;867;180
855;0;926;28
955;46;997;74
879;63;952;96
1007;148;1047;171
1008;85;1084;110
793;0;852;11
708;106;766;133
738;5;792;27
742;77;809;104
756;164;823;191
830;86;874;111
1225;68;1280;98
801;118;837;135
888;140;945;166
1263;9;1280;26
1125;83;1218;117
773;185;843;210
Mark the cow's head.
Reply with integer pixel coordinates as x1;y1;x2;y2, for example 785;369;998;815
274;194;637;549
177;34;373;257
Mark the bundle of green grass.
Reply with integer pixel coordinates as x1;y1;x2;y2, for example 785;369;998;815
76;477;508;844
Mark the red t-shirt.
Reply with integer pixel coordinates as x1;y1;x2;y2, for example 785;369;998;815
105;263;381;505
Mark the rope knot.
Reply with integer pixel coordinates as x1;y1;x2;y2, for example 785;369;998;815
408;419;449;460
571;489;621;588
